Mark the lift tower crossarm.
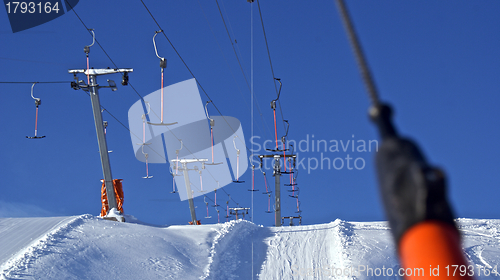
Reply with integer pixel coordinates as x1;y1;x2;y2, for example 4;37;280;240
229;207;250;220
69;68;133;75
68;68;133;215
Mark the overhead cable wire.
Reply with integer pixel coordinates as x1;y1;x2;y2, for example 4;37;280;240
215;0;250;89
0;81;72;84
197;0;249;107
212;0;272;140
221;187;241;206
219;0;245;65
0;56;67;66
255;0;287;132
198;0;271;139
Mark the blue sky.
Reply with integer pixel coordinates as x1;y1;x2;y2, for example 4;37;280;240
1;1;499;226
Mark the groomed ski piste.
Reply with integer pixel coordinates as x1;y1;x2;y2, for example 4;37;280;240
1;215;500;279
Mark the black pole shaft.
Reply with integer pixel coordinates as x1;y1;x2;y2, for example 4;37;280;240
182;163;198;224
335;0;380;107
274;156;281;227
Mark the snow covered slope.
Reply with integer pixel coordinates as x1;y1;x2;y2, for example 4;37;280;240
0;216;77;267
1;216;499;279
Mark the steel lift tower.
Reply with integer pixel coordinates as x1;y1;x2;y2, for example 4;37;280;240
171;158;208;225
69;68;133;214
259;153;296;227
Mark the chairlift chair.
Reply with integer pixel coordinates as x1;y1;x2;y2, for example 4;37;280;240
232;136;245;183
141;148;153;179
212;187;220;207
265;193;273;213
204;101;223;166
204;196;212;219
289;190;300;197
26;83;46;139
136;102;153;178
225;197;231;219
248;165;259;192
295;199;302;214
171;139;183;182
260;169;272;194
195;166;206;193
170;169;178;193
285;160;298;186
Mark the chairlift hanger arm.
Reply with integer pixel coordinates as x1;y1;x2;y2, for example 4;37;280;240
84;28;95;55
175;140;183;155
30;82;41;105
143;102;151;119
153;31;163;59
205;101;215;125
232;136;239;152
271;78;282;104
282;120;289;140
30;82;37;99
205;101;212;119
153;30;167;68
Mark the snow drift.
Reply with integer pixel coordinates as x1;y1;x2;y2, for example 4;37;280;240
1;215;499;279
